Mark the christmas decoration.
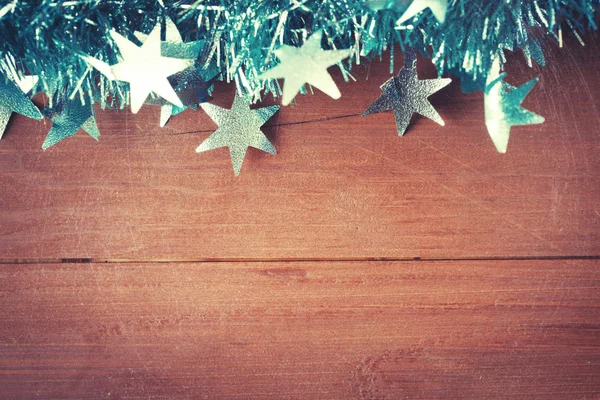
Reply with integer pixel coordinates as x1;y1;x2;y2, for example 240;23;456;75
197;95;279;176
363;49;451;136
42;98;100;150
0;73;42;139
0;1;596;173
259;30;353;106
484;59;545;153
84;23;194;114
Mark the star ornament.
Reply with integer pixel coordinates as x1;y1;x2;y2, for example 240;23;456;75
84;23;193;113
42;98;100;149
397;0;448;25
197;95;279;176
484;59;544;153
259;30;353;106
363;50;451;136
0;73;42;139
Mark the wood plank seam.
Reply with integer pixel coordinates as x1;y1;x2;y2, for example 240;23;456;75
1;255;599;264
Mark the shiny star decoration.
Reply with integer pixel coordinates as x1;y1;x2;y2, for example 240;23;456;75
363;49;451;136
84;23;193;114
396;0;448;25
197;95;279;176
484;59;544;153
0;73;42;139
42;97;100;149
259;30;352;106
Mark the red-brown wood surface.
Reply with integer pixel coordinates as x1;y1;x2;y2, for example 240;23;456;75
1;260;599;400
0;35;599;260
0;32;599;399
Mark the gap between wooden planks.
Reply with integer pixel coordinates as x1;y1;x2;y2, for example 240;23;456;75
1;254;600;264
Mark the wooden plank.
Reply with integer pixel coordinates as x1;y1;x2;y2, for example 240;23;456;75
0;34;599;260
0;260;598;399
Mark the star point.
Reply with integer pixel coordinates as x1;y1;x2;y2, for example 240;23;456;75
397;0;448;25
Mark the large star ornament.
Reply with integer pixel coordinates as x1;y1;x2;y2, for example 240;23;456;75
197;95;279;176
42;98;100;149
484;59;544;153
397;0;448;25
0;73;42;139
363;50;451;135
260;30;352;106
84;23;193;113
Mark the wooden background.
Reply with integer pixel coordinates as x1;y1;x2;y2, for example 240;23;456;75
0;32;599;399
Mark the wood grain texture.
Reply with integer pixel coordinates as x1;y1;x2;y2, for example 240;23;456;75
0;260;598;399
0;33;599;260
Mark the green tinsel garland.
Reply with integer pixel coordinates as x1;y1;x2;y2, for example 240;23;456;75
0;0;597;107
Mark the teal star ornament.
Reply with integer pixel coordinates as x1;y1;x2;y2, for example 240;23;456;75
363;49;451;136
396;0;448;25
197;95;279;176
0;73;42;139
484;59;544;153
84;23;193;114
42;98;100;149
259;30;353;106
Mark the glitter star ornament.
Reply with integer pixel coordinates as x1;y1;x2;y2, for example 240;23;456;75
197;95;279;176
397;0;448;25
42;98;100;149
0;73;42;139
84;23;193;113
259;30;352;106
484;59;544;153
363;49;451;136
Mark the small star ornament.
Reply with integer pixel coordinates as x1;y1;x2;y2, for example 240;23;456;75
42;98;100;149
484;59;544;153
0;73;42;139
397;0;448;25
197;95;279;176
84;23;193;113
259;30;352;106
363;49;451;136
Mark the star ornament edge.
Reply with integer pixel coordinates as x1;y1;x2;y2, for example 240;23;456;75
196;96;280;176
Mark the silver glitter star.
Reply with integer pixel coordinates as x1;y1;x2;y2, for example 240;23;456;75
42;98;100;149
484;59;544;153
197;95;279;176
259;30;352;106
363;50;451;136
0;73;42;139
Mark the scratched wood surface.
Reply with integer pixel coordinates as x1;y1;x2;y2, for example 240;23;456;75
0;260;598;399
1;31;600;399
0;34;599;260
